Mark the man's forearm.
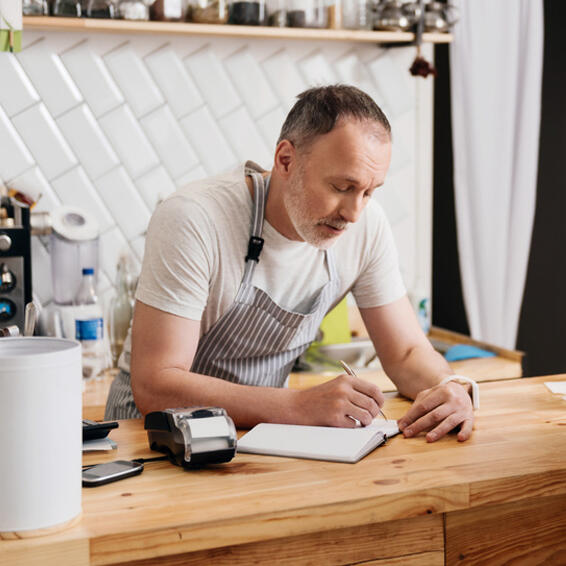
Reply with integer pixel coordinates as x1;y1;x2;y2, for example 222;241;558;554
132;368;299;428
384;344;452;400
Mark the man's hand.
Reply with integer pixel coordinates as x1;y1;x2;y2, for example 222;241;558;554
293;374;385;427
397;381;474;442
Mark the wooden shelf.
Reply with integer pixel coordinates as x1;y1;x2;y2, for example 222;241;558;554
23;16;452;44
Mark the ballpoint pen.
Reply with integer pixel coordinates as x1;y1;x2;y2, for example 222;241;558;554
339;359;389;421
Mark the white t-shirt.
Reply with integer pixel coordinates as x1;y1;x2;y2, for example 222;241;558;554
119;163;405;372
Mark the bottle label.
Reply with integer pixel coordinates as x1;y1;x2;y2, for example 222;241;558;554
75;318;103;341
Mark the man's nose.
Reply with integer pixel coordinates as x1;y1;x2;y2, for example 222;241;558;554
339;194;365;224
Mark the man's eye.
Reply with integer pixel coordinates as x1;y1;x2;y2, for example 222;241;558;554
332;184;349;193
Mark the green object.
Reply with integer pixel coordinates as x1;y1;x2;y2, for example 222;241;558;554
0;29;22;52
317;297;351;346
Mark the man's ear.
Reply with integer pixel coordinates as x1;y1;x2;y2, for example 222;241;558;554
273;139;295;176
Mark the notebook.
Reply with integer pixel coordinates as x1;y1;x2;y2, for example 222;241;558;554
237;419;400;464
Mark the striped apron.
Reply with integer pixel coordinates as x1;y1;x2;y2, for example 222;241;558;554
105;169;340;420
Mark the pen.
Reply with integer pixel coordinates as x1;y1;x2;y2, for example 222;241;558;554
339;359;389;421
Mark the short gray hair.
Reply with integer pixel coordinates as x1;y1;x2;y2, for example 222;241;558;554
277;84;391;150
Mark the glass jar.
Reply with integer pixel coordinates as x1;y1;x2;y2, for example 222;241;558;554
188;0;228;23
150;0;189;21
341;0;372;30
86;0;116;18
117;0;155;19
287;0;329;29
227;0;266;25
23;0;49;15
52;0;82;16
266;0;286;27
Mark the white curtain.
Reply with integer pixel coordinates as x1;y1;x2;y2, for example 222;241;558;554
449;0;544;348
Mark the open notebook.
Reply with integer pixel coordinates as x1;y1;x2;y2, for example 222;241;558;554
237;419;400;464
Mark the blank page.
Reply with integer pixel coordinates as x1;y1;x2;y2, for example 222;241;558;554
238;419;399;463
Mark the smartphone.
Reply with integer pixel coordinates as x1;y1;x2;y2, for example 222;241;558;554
82;460;143;487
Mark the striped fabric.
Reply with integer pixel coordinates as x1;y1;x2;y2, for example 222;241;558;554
105;170;340;420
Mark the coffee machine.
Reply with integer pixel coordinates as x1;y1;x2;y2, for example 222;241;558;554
0;196;32;335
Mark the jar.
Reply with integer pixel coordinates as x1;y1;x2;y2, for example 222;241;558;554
22;0;49;15
52;0;82;16
86;0;116;18
266;0;286;27
150;0;189;21
341;0;372;30
287;0;330;29
117;0;155;19
188;0;228;23
227;0;266;25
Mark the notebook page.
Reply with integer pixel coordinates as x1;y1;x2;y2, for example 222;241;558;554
238;420;399;463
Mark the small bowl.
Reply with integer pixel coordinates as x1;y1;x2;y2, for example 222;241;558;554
318;338;380;369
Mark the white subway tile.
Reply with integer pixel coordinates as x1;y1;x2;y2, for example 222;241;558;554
11;103;77;181
262;50;305;110
298;52;338;87
144;47;203;119
0;105;35;182
129;234;146;262
389;137;411;175
334;53;384;108
8;167;60;213
94;167;151;240
16;39;83;118
139;105;198;180
174;166;207;188
225;49;279;119
179;107;237;176
61;41;124;118
51;167;115;232
368;54;412;117
184;47;240;118
218;107;272;169
56;104;119;181
135;166;177;211
104;45;164;118
98;105;159;179
99;226;129;284
256;106;286;153
31;236;53;305
0;54;40;117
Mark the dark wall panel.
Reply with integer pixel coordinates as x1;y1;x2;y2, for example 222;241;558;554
432;43;469;335
517;0;566;376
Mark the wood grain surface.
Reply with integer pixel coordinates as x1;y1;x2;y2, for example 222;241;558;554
2;375;565;566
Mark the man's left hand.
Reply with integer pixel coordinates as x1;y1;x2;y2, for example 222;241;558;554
397;381;474;442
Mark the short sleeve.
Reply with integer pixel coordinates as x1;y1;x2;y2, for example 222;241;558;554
351;202;406;308
135;196;214;321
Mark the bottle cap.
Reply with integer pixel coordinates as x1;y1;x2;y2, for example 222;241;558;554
82;268;95;275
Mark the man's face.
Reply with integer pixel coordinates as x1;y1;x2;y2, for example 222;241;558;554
282;119;392;249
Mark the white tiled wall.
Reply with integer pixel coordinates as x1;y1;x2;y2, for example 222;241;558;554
0;30;433;310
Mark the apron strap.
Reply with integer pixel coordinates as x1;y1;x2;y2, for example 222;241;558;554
242;172;270;286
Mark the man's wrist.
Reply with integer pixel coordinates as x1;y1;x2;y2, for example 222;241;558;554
439;375;480;409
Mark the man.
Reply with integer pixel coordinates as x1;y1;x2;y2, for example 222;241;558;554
106;85;474;443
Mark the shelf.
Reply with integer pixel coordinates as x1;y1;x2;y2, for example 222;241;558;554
23;16;452;44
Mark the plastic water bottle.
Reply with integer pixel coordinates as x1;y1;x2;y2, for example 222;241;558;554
74;268;107;379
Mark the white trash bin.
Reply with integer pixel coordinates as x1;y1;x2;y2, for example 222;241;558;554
0;337;82;534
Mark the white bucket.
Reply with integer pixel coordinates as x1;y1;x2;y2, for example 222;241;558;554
0;337;82;533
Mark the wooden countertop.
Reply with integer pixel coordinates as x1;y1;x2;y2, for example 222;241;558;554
4;375;565;565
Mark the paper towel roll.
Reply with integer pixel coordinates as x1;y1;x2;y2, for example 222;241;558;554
0;337;82;533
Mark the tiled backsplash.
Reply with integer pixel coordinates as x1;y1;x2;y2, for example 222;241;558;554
0;30;433;310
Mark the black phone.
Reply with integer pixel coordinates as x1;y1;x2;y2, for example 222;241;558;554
82;419;119;442
82;460;143;487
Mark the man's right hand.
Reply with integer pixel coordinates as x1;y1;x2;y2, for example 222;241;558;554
292;374;385;427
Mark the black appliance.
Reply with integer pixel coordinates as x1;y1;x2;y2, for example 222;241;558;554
0;196;32;335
